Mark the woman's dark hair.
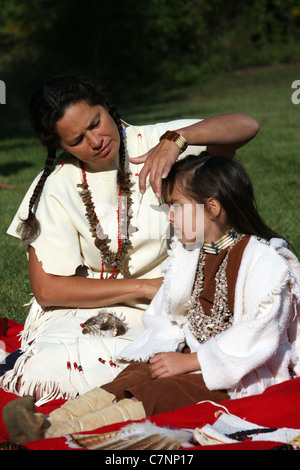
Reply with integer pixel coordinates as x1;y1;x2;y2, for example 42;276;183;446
163;152;283;242
17;74;128;243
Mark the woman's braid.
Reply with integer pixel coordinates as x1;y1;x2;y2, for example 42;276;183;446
16;147;57;242
108;105;131;189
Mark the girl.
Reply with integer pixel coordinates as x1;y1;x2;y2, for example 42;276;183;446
4;153;300;444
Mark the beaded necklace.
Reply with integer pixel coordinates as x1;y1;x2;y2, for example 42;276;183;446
203;228;238;254
187;230;245;343
77;162;134;278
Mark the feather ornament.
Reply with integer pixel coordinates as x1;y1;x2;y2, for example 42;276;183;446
81;310;128;337
66;420;193;450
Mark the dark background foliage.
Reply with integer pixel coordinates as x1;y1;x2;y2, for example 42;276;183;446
1;0;299;110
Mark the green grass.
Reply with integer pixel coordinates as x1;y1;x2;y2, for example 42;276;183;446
1;64;300;322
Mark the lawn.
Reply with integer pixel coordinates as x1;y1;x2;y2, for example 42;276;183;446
0;64;300;323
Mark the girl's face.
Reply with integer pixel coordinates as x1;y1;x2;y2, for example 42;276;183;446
56;100;120;169
167;182;229;245
166;183;204;245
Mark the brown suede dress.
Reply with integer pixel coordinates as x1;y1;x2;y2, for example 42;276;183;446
102;236;250;417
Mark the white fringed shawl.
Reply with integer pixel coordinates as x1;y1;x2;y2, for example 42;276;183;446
118;236;300;399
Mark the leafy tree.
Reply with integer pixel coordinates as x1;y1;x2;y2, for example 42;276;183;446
0;0;299;105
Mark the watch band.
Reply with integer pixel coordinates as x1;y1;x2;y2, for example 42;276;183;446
159;130;188;154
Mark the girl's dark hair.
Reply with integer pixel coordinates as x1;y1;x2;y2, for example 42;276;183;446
17;74;128;243
163;152;283;242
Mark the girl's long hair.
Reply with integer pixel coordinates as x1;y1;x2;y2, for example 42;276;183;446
163;152;283;241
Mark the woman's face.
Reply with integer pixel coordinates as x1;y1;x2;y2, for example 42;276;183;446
56;100;121;168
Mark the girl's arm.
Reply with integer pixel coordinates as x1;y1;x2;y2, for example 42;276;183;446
28;246;163;308
130;113;260;197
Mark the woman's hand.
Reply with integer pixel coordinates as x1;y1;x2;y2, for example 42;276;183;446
140;277;164;300
129;139;180;197
149;352;201;379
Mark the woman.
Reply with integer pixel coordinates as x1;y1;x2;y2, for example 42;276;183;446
1;74;259;404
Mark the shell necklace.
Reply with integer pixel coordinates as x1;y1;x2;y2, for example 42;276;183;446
187;230;245;343
77;162;134;278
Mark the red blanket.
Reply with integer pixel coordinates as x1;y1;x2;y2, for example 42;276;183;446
0;318;299;451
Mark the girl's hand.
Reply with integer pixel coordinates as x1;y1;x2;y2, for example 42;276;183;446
149;352;200;379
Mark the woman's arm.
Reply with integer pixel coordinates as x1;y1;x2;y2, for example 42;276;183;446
28;246;163;308
130;113;259;197
178;113;260;156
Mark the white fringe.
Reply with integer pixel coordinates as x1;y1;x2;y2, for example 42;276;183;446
0;343;78;406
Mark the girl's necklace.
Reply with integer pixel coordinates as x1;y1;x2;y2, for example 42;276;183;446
203;228;239;254
77;162;134;278
187;230;245;343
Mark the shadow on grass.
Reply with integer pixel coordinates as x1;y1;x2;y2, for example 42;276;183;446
0;103;32;141
0;161;33;176
0;139;36;151
0;123;32;141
